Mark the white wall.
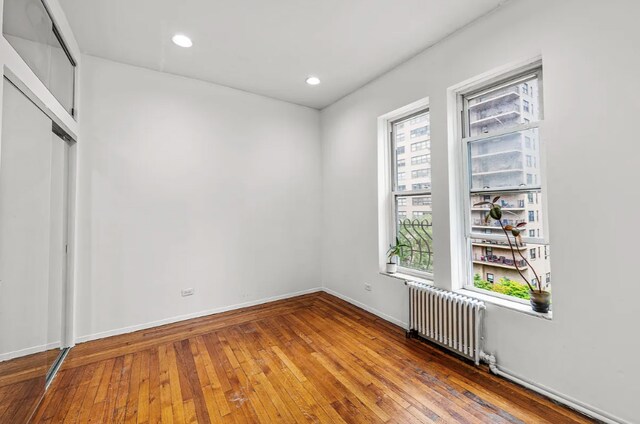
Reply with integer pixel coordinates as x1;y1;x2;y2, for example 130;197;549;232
320;0;640;423
75;55;322;341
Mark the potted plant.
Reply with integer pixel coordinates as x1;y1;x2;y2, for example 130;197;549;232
386;237;409;274
474;196;551;313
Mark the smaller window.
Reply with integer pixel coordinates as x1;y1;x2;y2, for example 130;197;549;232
411;154;430;165
413;211;428;218
398;211;407;218
546;272;551;283
525;136;532;148
528;193;534;203
487;273;494;283
396;133;405;142
411;141;429;152
397;146;405;155
410;126;430;138
397;159;405;168
398;172;406;181
397;185;406;191
411;169;430;179
522;83;529;94
528;211;535;222
412;183;430;190
398;198;407;206
529;229;535;237
412;197;431;206
526;155;533;167
530;248;537;259
523;100;530;113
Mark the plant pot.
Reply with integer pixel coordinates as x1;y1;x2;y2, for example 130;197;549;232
529;290;551;313
385;262;398;274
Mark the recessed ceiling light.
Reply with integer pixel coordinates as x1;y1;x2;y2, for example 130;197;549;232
172;34;193;48
306;76;321;86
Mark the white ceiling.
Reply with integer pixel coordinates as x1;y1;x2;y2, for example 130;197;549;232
59;0;505;109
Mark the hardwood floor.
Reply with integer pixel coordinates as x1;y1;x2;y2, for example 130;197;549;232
23;292;593;423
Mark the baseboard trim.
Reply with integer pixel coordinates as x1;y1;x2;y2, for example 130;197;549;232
75;287;323;344
492;365;629;424
322;287;409;329
0;341;61;362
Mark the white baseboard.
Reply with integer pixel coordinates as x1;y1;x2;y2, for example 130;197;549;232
322;287;408;329
493;365;630;424
0;341;61;362
75;287;322;344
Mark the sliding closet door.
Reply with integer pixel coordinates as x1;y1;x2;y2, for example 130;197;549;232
0;79;54;422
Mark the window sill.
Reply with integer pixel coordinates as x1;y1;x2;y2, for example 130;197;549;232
380;271;434;286
457;289;552;320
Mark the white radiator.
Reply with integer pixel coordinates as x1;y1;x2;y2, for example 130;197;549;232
407;281;485;365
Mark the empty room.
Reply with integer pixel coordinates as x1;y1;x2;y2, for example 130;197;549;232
0;0;638;422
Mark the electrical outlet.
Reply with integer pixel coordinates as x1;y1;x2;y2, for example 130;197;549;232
364;283;372;291
181;288;195;297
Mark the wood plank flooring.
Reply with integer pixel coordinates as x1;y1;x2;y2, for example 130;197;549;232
23;292;594;423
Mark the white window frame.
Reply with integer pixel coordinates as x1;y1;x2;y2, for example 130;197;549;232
377;97;432;281
448;58;550;306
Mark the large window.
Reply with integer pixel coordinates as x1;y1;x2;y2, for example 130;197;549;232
391;110;433;276
461;67;551;302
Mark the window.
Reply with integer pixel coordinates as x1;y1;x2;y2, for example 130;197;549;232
390;110;433;275
397;159;406;168
397;146;405;155
462;66;551;302
412;183;430;190
3;0;76;115
412;197;431;206
410;126;430;138
411;154;430;165
396;133;405;142
411;141;429;152
411;169;430;179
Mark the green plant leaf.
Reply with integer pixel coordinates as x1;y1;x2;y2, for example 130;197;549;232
489;206;502;220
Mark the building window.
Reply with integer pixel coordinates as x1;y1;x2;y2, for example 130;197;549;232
411;154;430;165
412;197;431;206
487;273;495;283
390;109;433;275
397;159;405;168
411;168;430;179
410;126;430;138
412;183;430;190
462;66;550;302
397;146;405;155
411;140;429;152
396;133;405;142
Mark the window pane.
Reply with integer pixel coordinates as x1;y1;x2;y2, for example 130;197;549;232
393;111;430;191
3;0;75;115
469;128;540;191
471;239;551;299
467;75;540;136
395;195;433;273
470;190;545;240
